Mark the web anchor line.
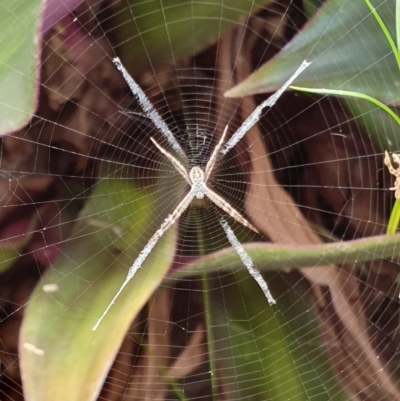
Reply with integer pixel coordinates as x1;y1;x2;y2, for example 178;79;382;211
93;58;311;330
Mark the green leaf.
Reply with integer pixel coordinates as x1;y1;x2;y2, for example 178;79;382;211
20;174;177;401
208;271;349;400
111;0;274;75
0;0;43;134
226;0;399;105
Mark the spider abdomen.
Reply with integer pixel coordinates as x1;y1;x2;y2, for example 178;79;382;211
189;166;206;199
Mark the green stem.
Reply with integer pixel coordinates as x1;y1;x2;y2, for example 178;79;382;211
165;375;190;401
364;0;400;71
289;86;400;125
387;199;400;234
194;209;218;399
397;0;400;51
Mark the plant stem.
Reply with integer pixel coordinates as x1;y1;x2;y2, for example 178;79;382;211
363;0;400;71
193;209;218;400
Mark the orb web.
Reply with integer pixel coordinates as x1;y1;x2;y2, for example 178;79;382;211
0;1;399;401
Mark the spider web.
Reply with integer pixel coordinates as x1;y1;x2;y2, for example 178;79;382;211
1;1;400;400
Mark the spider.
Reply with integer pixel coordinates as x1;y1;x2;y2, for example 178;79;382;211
384;151;400;199
93;57;311;330
150;125;259;233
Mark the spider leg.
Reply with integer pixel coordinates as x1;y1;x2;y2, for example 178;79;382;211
221;60;311;156
151;137;191;185
93;189;195;330
113;57;186;159
204;124;229;181
392;153;400;166
219;217;275;305
384;151;396;175
204;186;259;233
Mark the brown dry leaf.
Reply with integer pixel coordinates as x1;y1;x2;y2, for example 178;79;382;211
99;321;141;401
40;10;133;172
125;288;172;400
167;324;206;380
115;289;206;400
277;95;386;239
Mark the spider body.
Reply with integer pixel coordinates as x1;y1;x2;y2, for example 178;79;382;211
189;166;206;199
150;126;259;234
